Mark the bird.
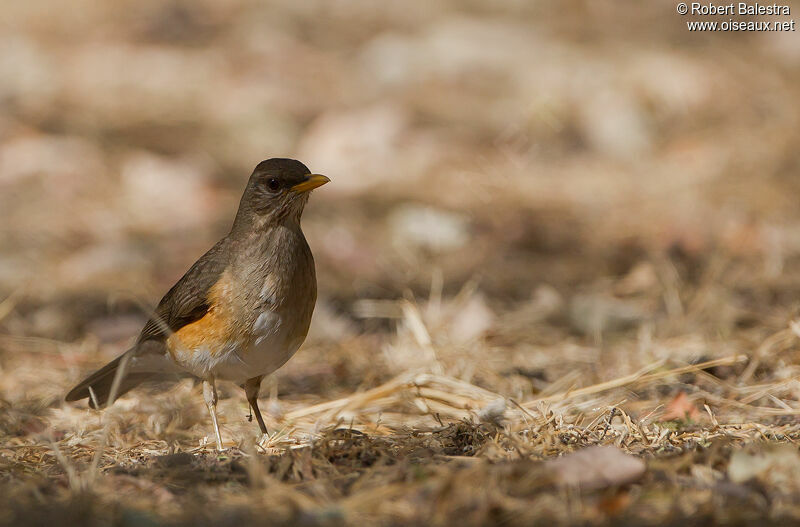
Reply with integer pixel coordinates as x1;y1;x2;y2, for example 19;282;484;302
66;158;329;450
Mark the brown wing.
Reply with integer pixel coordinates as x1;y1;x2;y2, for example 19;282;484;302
137;238;232;344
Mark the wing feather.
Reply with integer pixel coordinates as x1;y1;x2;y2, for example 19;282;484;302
137;238;231;344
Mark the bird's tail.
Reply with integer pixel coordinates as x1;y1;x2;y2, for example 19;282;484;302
65;351;153;408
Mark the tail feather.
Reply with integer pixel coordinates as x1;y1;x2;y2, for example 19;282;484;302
66;352;153;408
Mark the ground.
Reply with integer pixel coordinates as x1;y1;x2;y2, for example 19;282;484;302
2;1;800;525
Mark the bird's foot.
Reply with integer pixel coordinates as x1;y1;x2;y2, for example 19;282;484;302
256;431;273;448
255;428;298;453
200;435;228;453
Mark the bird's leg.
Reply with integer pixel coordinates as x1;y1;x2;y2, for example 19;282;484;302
244;376;268;435
202;378;224;451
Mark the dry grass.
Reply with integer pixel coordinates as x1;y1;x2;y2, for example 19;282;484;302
4;276;800;526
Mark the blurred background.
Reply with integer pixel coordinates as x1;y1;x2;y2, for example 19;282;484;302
3;2;799;312
2;1;800;520
2;0;800;404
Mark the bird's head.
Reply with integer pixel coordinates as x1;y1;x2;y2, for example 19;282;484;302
235;158;329;228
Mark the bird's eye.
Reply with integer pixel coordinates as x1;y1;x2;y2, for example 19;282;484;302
266;178;280;192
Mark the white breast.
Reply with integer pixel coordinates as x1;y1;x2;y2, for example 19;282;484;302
208;306;302;383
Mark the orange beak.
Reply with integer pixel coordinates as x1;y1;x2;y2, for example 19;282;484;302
291;174;330;193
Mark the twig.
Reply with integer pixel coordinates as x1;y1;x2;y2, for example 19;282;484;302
599;407;617;440
521;355;746;409
87;352;131;486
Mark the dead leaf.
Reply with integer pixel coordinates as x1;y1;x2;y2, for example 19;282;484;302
597;490;633;516
545;445;645;491
728;444;800;490
568;294;648;337
661;391;701;421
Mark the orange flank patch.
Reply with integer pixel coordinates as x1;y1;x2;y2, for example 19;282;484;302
166;309;237;357
166;272;240;359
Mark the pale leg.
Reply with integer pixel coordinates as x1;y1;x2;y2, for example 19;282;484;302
203;378;224;451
